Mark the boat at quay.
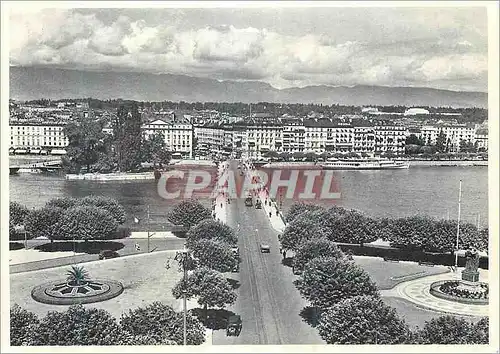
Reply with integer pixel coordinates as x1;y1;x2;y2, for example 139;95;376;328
321;158;410;170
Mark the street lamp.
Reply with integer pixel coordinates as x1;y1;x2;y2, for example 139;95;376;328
174;248;190;346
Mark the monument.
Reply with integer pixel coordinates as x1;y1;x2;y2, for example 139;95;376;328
462;246;480;282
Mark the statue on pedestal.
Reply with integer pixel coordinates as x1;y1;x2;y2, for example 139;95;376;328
462;246;480;282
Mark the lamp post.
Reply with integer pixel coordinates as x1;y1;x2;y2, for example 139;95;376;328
454;180;462;270
174;247;189;346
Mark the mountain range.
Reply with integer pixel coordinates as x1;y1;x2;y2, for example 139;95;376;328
10;66;488;108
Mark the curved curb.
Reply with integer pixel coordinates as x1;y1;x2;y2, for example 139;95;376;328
429;280;489;305
31;279;123;305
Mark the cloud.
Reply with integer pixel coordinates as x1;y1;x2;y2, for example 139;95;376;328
8;8;488;92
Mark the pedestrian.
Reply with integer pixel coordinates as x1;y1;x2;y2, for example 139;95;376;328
135;243;141;251
282;250;287;259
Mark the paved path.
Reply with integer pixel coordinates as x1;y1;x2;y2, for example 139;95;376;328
381;270;489;317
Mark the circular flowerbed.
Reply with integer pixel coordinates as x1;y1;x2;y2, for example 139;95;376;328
32;279;123;305
430;280;489;305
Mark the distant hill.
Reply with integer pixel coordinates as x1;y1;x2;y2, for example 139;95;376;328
9;66;488;108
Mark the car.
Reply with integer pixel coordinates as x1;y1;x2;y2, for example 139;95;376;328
260;244;270;253
99;250;120;260
226;315;242;336
231;247;239;257
255;200;262;209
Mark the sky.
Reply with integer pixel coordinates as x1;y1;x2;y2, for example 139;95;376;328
8;5;489;92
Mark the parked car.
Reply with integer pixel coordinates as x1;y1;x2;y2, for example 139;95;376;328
244;197;253;207
255;200;262;209
99;250;120;260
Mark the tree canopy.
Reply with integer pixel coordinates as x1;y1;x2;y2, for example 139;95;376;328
186;219;237;248
189;239;238;273
318;295;411;344
293;238;345;273
414;315;489;344
167;199;212;228
294;257;379;310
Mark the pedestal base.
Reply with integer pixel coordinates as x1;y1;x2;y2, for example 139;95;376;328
462;271;480;282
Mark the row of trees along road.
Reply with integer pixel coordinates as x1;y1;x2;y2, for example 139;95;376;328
62;103;171;174
10;302;206;346
282;202;488;255
167;199;239;320
9;197;129;243
289;231;488;344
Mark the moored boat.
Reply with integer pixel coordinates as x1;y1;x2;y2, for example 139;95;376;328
321;158;409;170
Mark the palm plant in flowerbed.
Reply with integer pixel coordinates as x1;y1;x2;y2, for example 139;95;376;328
66;266;90;286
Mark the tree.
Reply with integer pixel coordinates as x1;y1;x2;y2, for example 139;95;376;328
405;134;424;146
63;117;107;174
31;305;123;345
279;212;328;251
120;302;205;345
142;131;171;168
294;257;379;310
24;206;63;240
66;265;90;286
414;315;483;344
317;295;411;344
45;197;78;209
172;267;237;319
186;219;237;248
326;210;379;245
459;139;476;153
113;104;143;172
77;196;126;224
189;239;238;273
9;202;29;240
285;202;326;223
435;130;447;153
405;144;422;155
10;304;39;346
468;317;489;344
167;199;212;229
52;206;119;241
293;238;345;273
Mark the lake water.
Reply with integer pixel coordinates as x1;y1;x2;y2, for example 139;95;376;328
9;165;489;230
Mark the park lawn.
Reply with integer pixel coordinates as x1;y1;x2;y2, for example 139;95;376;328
10;250;183;319
382;296;484;329
353;255;449;290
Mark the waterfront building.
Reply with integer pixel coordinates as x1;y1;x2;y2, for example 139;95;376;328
141;114;193;157
373;124;407;155
475;128;488;151
9;121;69;153
439;124;475;152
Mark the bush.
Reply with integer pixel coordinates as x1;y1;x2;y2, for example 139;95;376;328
10;304;39;346
167;199;212;228
77;196;126;224
120;302;205;345
186;219;237;248
318;295;411;344
31;305;123;345
52;206;118;241
24;206;64;240
294;257;379;310
293;238;345;273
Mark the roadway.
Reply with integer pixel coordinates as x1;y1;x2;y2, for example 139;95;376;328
212;160;323;345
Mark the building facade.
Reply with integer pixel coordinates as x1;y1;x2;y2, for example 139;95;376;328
9;122;69;153
142;116;193;157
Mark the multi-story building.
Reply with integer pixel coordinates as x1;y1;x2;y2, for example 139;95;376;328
440;124;475;152
193;122;226;155
374;124;407;155
475;128;488;151
353;122;376;154
142;114;193;157
9;122;69;153
244;119;283;159
418;125;440;145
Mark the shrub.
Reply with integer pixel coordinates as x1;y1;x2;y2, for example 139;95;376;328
167;199;212;228
10;304;39;346
186;219;237;248
45;197;78;209
294;257;379;310
52;206;118;241
31;305;122;345
318;295;411;344
285;202;325;223
120;302;205;345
